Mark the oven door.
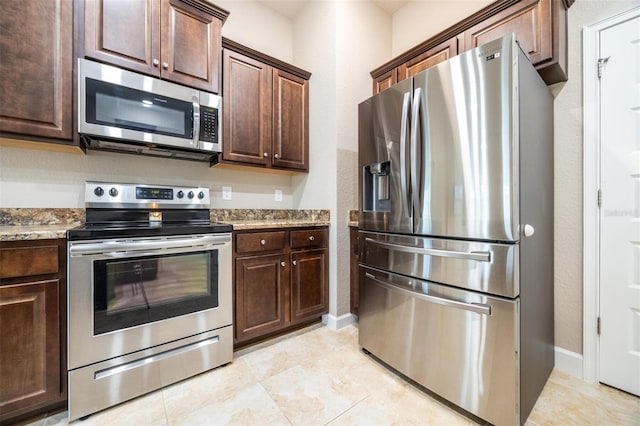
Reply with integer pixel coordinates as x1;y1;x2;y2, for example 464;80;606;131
67;233;232;370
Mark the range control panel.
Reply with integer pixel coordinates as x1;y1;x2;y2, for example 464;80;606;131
85;182;210;208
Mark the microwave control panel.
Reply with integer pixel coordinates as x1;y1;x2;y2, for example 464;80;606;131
199;106;218;143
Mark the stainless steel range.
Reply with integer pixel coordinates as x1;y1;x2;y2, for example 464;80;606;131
66;182;233;421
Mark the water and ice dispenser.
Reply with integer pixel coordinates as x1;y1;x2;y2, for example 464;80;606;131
363;161;391;212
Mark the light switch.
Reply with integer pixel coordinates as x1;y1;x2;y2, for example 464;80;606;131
275;189;283;202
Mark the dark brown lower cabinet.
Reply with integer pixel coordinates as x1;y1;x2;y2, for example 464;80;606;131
290;248;328;324
0;239;67;424
235;253;287;341
349;227;360;316
233;227;328;347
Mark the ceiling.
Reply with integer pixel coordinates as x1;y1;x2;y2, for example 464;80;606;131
257;0;411;19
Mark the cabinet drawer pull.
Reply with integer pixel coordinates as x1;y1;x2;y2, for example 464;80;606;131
309;235;315;241
260;239;266;246
280;261;285;267
292;260;297;266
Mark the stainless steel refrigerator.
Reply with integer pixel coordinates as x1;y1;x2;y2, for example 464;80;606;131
357;34;554;426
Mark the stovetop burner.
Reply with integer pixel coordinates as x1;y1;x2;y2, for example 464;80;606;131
67;181;232;240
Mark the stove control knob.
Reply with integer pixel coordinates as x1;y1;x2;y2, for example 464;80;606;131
197;191;205;200
177;190;184;199
94;186;104;197
109;187;118;197
187;191;194;199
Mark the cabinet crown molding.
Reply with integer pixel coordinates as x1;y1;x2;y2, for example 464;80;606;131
371;0;572;79
222;37;311;80
178;0;229;23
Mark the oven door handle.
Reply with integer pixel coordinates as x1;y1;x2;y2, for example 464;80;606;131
69;234;230;256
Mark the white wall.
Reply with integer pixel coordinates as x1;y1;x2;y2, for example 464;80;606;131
391;0;492;56
214;0;293;62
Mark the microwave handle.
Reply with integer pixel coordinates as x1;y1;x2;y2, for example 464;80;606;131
192;94;200;147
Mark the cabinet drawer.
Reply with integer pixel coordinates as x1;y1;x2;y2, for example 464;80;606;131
235;231;286;254
290;228;328;249
0;246;59;279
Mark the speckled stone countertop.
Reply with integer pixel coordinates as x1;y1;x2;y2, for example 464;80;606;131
211;209;330;230
348;210;358;227
0;208;331;241
0;208;83;241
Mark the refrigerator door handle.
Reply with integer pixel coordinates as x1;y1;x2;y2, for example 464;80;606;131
365;272;492;315
365;237;491;262
400;91;411;215
410;87;422;220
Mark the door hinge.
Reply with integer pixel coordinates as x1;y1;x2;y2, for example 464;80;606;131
597;189;602;208
597;56;611;79
597;317;601;335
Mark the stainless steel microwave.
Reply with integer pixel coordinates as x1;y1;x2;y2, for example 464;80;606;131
78;58;221;163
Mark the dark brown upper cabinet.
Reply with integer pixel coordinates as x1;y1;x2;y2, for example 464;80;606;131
83;0;228;93
222;38;311;173
397;37;459;83
0;0;73;144
462;0;568;85
372;0;573;94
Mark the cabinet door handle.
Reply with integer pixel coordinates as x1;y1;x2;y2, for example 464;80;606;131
162;62;169;69
263;152;268;157
274;153;280;159
153;59;159;66
292;260;297;266
260;239;266;246
309;235;315;241
280;261;285;267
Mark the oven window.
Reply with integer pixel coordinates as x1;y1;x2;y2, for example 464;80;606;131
85;78;193;138
93;250;218;335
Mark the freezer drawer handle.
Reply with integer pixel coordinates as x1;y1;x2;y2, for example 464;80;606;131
365;238;491;262
365;272;491;315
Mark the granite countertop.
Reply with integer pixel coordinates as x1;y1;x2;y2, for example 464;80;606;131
0;225;76;241
0;208;331;241
221;218;331;230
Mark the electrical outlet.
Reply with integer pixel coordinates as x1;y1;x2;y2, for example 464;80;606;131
222;186;232;201
275;189;283;202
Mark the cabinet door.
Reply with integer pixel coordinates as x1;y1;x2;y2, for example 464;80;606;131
397;37;458;82
349;228;360;315
290;249;328;324
373;69;397;95
222;50;272;166
160;0;222;93
0;280;60;420
462;0;564;82
84;0;160;77
272;69;309;171
235;254;287;343
0;0;72;140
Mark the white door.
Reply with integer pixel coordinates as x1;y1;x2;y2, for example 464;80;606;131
599;14;640;397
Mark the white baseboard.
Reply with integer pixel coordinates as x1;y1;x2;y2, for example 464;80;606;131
555;346;583;378
322;313;357;330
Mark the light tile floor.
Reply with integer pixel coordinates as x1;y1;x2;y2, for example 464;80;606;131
30;324;639;426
